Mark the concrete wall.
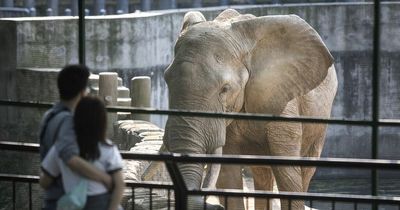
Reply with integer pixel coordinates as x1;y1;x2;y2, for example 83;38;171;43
0;2;399;178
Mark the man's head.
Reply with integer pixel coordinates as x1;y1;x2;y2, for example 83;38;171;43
57;64;90;101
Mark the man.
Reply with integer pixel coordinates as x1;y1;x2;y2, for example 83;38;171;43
39;64;112;210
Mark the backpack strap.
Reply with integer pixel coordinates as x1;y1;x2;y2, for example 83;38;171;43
39;106;70;159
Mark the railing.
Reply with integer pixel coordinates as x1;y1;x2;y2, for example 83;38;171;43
0;0;394;209
0;0;368;17
1;141;400;210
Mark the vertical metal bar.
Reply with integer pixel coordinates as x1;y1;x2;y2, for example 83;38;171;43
193;0;202;8
12;181;16;210
354;202;358;210
224;196;228;210
203;194;207;210
78;0;85;65
29;183;32;210
131;187;135;210
94;0;105;15
165;161;188;210
310;200;313;208
167;189;171;210
288;199;292;210
140;0;151;11
332;201;335;210
149;188;153;210
371;0;381;208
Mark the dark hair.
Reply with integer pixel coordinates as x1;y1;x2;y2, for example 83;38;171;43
57;64;90;100
74;96;107;161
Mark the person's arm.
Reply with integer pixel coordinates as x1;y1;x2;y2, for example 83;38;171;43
39;170;54;189
40;146;60;189
67;156;112;189
55;116;112;189
108;170;125;210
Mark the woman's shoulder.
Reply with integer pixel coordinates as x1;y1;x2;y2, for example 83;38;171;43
99;139;118;154
101;139;115;147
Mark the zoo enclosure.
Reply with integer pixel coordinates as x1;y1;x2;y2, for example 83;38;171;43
0;0;399;209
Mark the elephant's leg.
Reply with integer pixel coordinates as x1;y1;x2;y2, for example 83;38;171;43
203;147;223;189
217;127;245;210
251;166;274;210
300;123;328;192
217;164;244;210
265;101;304;210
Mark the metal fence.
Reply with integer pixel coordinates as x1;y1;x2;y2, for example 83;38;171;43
0;0;398;209
0;0;372;17
1;141;400;210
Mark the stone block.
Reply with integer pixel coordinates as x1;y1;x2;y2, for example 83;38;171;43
118;86;130;98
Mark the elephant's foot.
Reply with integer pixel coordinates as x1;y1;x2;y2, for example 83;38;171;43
188;196;225;210
205;203;224;210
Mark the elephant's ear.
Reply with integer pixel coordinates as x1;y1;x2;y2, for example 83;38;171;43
214;9;240;22
181;11;206;33
232;15;333;115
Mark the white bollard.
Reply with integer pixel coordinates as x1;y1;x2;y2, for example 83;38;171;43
99;72;118;138
130;76;151;121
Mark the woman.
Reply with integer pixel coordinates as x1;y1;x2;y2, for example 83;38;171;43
40;96;125;210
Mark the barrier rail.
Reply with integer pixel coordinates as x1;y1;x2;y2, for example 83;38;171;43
0;0;391;209
0;173;174;210
1;141;400;209
1;99;400;127
0;0;374;17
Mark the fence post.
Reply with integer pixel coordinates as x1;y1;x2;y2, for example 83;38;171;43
117;0;128;14
140;0;151;11
46;0;58;16
130;76;151;121
159;0;176;9
165;160;188;210
99;72;118;138
3;0;13;7
94;0;105;15
192;0;202;8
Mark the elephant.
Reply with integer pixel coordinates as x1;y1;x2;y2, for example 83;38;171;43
161;9;338;210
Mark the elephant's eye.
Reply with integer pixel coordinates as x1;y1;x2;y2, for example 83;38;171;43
220;84;231;94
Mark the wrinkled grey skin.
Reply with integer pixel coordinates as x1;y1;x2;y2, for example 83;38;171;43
163;9;337;210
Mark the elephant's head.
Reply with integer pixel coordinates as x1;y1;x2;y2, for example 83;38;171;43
163;9;333;209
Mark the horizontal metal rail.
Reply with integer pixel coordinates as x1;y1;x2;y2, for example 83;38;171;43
1;141;400;169
1;173;400;206
191;189;400;205
125;180;173;190
0;173;174;189
0;173;39;183
1;99;399;126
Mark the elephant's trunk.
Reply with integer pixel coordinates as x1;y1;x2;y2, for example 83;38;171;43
163;116;225;210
